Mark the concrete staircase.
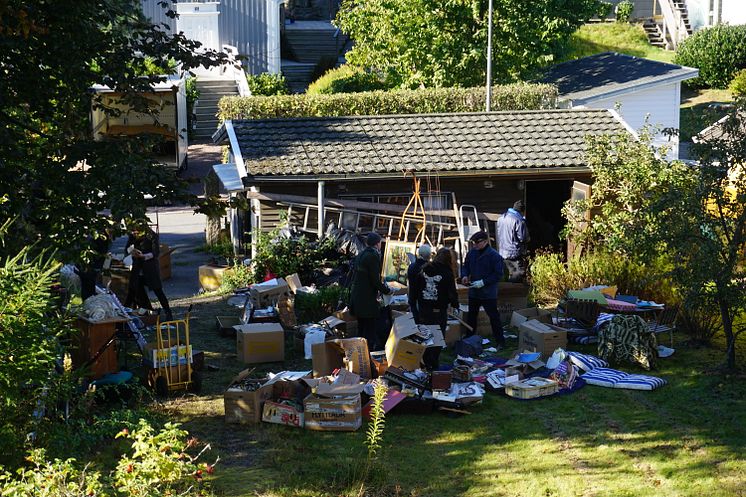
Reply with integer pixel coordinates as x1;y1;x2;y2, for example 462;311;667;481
193;79;238;142
281;20;351;93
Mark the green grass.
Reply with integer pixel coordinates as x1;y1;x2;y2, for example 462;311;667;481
149;297;746;497
559;23;676;64
679;87;734;142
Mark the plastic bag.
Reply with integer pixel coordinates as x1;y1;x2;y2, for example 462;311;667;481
303;326;327;359
546;347;567;370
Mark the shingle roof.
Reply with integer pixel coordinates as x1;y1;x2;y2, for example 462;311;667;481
218;109;630;178
539;52;698;104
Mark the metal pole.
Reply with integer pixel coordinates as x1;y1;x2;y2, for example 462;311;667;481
317;180;325;238
485;0;493;112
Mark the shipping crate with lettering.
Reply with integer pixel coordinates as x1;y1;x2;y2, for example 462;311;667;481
303;394;362;431
261;400;303;427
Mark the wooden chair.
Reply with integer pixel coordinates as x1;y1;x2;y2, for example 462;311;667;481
559;298;602;330
648;304;679;347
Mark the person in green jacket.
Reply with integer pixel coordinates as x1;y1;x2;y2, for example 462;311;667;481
350;232;391;350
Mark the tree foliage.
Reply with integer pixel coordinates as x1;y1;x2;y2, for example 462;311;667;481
654;101;746;369
562;127;692;257
0;0;227;261
335;0;604;88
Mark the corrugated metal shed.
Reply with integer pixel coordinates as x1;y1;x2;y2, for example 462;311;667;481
140;0;270;74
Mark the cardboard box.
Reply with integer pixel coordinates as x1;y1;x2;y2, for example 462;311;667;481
332;309;358;337
159;243;174;280
517;319;567;360
262;400;304;428
250;278;290;307
199;264;229;291
304;394;361;431
311;337;372;379
385;314;445;371
142;342;192;368
277;295;296;328
224;369;274;424
304;370;365;397
235;323;285;364
285;273;303;294
444;319;462;346
510;307;553;328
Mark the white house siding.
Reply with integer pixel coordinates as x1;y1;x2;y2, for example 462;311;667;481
578;82;681;159
721;1;746;25
140;0;271;75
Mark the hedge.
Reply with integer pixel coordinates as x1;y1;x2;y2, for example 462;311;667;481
307;65;391;95
218;83;558;121
674;24;746;89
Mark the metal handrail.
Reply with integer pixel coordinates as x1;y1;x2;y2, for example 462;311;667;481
222;44;251;97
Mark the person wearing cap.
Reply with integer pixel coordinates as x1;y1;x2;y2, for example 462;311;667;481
406;244;432;323
460;231;505;348
350;232;392;350
497;200;530;282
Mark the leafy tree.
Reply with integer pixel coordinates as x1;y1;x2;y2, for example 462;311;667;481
0;0;227;261
654;101;746;370
335;0;603;88
562;126;692;257
0;220;70;466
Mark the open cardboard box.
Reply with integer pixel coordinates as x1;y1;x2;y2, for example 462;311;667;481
311;337;372;379
304;394;362;432
385;313;445;371
510;307;553;328
224;369;274;424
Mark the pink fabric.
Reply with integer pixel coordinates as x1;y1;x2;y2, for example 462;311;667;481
605;298;637;311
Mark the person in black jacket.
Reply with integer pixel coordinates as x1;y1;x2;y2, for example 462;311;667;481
349;232;391;350
406;244;432;323
414;247;459;369
124;220;173;321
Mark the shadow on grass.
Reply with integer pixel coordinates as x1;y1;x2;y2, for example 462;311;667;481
159;298;746;497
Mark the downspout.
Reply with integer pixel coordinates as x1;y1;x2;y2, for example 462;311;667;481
317;181;325;238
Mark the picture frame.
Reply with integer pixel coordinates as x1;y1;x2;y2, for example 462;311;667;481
381;240;417;285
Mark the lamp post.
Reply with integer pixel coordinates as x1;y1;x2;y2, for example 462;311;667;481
485;0;493;111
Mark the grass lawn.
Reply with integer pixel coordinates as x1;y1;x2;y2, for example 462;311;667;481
559;23;675;64
679;87;734;142
148;297;746;497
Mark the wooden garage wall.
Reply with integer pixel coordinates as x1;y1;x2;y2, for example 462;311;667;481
250;171;592;236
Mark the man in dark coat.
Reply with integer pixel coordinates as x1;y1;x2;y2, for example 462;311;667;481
460;231;505;348
406;244;431;323
350;232;391;350
497;200;530;282
124;221;173;321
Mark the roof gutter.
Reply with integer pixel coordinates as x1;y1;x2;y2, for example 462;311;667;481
569;69;700;107
243;166;592;183
222;120;247;178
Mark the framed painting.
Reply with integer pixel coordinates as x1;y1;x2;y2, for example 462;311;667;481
382;240;417;285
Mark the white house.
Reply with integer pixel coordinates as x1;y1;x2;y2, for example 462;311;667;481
540;52;699;159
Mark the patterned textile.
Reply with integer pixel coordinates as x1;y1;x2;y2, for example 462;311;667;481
598;315;658;370
581;367;667;390
570;335;598;345
566;351;609;372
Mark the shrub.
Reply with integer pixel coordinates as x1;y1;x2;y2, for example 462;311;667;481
218;83;558;120
615;0;634;23
729;68;746;97
530;250;677;307
252;230;338;284
597;1;613;19
307;65;391;95
294;285;348;324
675;24;746;88
219;261;254;292
247;72;289;96
677;297;722;344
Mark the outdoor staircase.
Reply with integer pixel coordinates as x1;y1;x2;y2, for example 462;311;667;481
281;20;351;93
193;79;238;142
643;0;693;50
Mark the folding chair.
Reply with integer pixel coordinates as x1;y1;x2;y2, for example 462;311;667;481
561;298;602;330
648;304;679;348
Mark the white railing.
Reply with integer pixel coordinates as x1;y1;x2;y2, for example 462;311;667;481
222;44;252;97
658;0;689;50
